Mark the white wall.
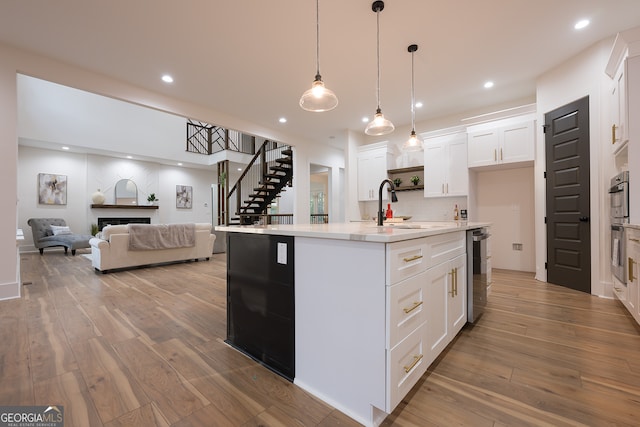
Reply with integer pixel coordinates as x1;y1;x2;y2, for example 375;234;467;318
476;167;535;272
18;146;216;251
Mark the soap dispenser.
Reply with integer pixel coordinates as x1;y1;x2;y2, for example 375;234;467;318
453;204;459;221
386;203;393;219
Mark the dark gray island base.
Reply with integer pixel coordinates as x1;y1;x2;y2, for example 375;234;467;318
225;232;295;381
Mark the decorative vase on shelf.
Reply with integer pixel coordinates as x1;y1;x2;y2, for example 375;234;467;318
91;189;105;205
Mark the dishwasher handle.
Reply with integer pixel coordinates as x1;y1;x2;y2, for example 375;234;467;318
472;232;491;242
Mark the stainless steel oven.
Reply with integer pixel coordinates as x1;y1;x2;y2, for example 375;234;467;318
609;171;629;223
611;224;626;283
610;171;629;283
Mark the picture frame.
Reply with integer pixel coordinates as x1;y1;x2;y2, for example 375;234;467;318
38;173;67;205
176;185;192;209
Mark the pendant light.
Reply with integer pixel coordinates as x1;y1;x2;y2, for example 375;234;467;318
299;0;338;112
365;1;394;136
403;44;423;151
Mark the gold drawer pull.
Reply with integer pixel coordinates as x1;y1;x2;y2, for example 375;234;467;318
630;238;640;243
612;124;617;144
403;301;423;314
629;257;635;283
404;354;424;373
403;255;423;263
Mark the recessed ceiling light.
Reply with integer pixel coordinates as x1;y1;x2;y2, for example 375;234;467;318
415;102;423;108
237;168;242;171
574;19;590;30
362;117;369;123
126;155;133;159
279;117;287;123
61;146;69;150
177;163;183;166
484;81;494;89
161;74;174;83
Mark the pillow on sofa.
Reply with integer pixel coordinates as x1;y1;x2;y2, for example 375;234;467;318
50;225;72;236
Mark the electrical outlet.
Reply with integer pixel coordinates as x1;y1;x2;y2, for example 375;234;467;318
512;243;523;251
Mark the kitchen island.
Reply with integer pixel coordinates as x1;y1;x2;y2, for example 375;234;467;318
216;221;489;427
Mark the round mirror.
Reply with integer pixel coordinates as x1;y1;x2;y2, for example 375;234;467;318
114;179;138;205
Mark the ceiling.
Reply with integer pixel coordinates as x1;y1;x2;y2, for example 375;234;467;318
2;0;640;148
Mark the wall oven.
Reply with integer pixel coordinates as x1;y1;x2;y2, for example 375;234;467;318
610;171;629;283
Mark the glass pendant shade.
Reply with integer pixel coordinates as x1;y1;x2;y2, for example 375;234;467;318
402;43;423;151
299;0;337;112
403;130;423;151
300;76;338;112
365;109;395;136
366;1;394;136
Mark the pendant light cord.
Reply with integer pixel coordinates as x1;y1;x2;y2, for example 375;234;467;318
315;0;320;78
411;48;415;131
375;7;381;111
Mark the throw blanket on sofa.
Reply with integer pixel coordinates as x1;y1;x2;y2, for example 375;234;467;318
128;223;196;251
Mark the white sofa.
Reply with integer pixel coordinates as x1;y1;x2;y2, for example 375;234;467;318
89;223;215;273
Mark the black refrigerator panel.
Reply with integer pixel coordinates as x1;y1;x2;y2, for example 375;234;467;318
226;232;295;381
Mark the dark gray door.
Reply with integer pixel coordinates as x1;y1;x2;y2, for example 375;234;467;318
545;96;591;293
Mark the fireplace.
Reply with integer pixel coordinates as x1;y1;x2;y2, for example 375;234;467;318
98;217;151;231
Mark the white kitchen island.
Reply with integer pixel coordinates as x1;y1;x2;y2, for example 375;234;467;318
216;221;490;427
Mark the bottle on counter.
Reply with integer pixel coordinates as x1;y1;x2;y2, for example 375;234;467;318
386;203;393;219
454;204;459;221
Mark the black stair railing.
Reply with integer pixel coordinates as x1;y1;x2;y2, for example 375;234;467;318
227;141;293;225
187;120;249;155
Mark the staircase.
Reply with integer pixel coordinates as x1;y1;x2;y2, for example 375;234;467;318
226;142;293;225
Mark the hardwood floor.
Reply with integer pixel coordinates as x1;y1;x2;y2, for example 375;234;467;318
3;251;640;426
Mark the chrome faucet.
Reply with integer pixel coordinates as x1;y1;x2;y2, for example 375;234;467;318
378;179;398;226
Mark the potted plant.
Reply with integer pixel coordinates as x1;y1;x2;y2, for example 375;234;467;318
410;175;421;186
91;223;99;236
147;193;158;205
393;178;402;187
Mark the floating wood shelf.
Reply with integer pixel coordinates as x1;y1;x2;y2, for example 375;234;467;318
91;204;158;209
394;185;424;192
387;166;424;174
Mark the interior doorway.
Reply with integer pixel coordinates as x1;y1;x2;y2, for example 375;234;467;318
310;164;329;223
544;96;591;293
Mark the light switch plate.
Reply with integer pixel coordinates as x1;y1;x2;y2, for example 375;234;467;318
277;242;287;264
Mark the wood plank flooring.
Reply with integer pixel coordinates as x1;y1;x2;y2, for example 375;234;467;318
3;251;639;426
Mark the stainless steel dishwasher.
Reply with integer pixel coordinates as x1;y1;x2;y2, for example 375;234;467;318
467;228;490;323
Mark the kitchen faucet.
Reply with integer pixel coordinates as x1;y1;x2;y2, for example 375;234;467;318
378;179;398;226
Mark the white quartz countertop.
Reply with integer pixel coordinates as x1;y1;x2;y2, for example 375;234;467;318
625;223;640;230
215;221;491;243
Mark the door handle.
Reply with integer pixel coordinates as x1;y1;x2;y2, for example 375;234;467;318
579;217;589;222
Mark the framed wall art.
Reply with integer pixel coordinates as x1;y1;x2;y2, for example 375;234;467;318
176;185;192;209
38;173;67;205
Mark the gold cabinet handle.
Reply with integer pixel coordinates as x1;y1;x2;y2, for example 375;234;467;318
612;124;617;144
629;257;635;283
500;148;503;161
494;149;497;162
403;354;424;373
454;267;458;296
446;183;449;194
442;183;445;194
403;301;423;314
449;269;455;297
403;254;423;263
630;238;640;243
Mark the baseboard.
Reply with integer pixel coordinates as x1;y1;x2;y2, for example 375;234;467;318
0;281;20;300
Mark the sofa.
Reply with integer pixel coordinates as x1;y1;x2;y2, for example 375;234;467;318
89;223;215;273
27;218;92;255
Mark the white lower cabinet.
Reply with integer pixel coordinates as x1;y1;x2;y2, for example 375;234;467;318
386;231;466;411
625;227;640;324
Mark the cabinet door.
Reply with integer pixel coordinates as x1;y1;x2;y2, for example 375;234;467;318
448;253;467;336
467;129;499;168
501;120;534;164
423;142;446;197
425;261;450;360
446;137;469;196
627;230;640;320
611;61;628;153
357;149;389;201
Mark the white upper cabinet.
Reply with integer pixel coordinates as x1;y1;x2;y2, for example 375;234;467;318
357;143;393;201
606;30;632;154
467;118;535;169
423;131;468;197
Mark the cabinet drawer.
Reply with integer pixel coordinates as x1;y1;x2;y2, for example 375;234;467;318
387;324;428;411
388;239;430;284
387;271;427;349
423;231;466;268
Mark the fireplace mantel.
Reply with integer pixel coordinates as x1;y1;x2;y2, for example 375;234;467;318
91;204;158;209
